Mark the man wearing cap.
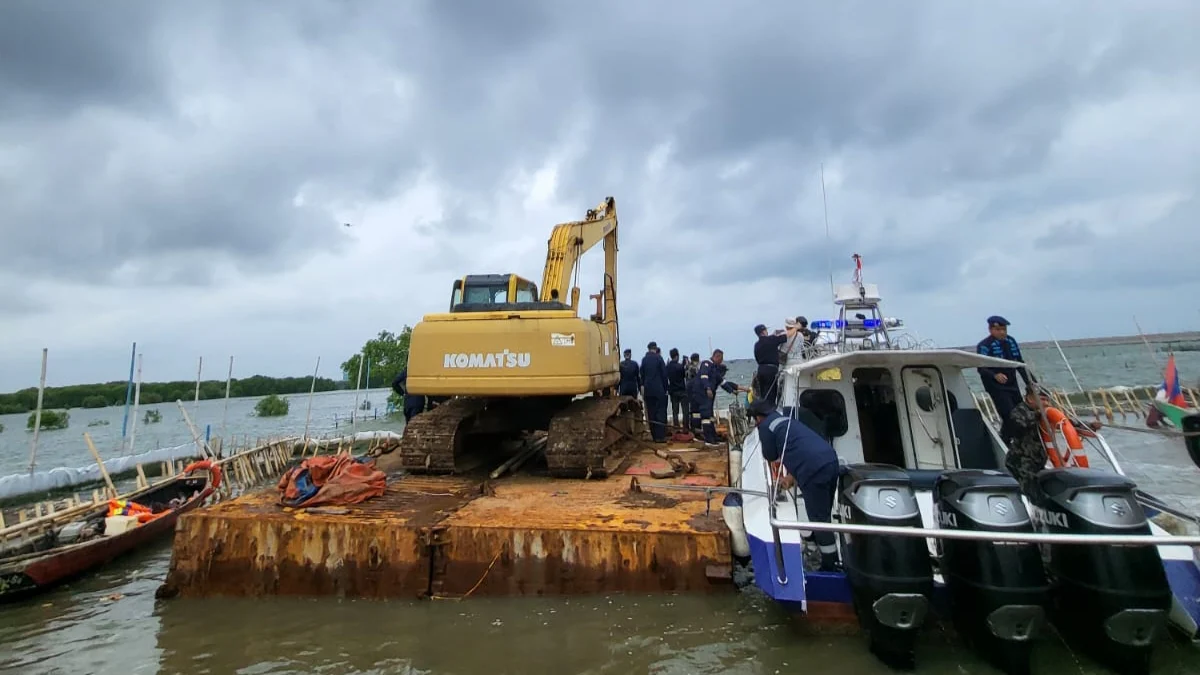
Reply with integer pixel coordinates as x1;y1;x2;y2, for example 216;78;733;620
640;341;670;443
999;385;1051;500
749;399;841;572
618;348;641;398
753;324;792;405
976;316;1034;422
689;349;743;446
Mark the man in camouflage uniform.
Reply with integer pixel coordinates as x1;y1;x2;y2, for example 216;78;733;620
683;353;701;433
1001;386;1050;500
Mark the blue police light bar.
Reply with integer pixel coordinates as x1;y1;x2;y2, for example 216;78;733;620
810;319;882;330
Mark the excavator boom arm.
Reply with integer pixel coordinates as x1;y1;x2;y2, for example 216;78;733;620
539;197;618;325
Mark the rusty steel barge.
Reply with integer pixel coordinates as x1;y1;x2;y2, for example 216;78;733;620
156;441;736;600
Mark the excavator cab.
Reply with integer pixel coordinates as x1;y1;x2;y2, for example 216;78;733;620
450;274;568;312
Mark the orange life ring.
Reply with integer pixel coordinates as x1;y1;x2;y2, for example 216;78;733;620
1039;407;1090;468
183;459;223;489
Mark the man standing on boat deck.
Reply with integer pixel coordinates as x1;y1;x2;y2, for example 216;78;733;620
689;349;743;446
753;324;793;405
618;348;641;398
749;399;841;572
1000;386;1051;500
976;316;1034;422
640;341;670;443
666;348;688;430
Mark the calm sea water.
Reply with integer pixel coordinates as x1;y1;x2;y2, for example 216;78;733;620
0;388;393;477
1;342;1199;674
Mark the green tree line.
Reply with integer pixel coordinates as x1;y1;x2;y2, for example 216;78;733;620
0;374;343;415
341;327;412;398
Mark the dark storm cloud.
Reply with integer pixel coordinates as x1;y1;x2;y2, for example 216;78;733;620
0;2;168;117
1;0;1198;322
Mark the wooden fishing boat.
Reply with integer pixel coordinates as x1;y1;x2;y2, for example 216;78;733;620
0;461;220;603
1144;353;1200;469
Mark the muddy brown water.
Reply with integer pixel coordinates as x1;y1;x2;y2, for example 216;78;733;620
1;430;1198;673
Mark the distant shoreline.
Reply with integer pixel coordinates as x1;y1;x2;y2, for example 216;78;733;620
951;331;1200;351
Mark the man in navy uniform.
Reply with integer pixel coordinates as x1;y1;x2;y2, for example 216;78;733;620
976;316;1034;422
688;349;743;446
665;348;688;430
618;348;641;398
752;323;791;405
640;341;670;443
749;399;841;572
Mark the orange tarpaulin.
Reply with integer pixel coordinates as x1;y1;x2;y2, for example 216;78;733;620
277;454;387;508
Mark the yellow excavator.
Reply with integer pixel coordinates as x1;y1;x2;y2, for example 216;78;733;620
397;197;644;478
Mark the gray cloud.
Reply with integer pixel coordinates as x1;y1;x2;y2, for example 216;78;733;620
1;0;1198;388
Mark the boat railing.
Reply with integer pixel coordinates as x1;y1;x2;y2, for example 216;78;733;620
764;516;1200;547
645;479;1200;548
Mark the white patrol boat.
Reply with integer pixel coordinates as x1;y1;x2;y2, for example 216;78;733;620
719;262;1200;675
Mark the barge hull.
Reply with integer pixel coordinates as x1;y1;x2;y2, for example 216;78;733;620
159;447;731;599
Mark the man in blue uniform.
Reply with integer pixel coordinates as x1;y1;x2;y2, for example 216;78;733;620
976;315;1034;422
666;348;688;430
391;368;426;423
689;349;742;445
618;348;641;398
640;341;670;443
749;399;841;572
753;323;792;405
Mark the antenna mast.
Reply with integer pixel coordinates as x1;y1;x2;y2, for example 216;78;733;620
821;163;833;304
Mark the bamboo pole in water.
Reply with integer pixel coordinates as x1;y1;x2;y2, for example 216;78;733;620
302;356;321;450
1133;316;1161;369
176;399;212;459
128;354;144;455
221;355;234;445
27;348;48;473
193;356;204;421
1046;326;1086;393
82;432;118;499
351;352;365;433
119;342;136;451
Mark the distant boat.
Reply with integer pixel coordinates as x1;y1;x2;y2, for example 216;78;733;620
1147;353;1200;469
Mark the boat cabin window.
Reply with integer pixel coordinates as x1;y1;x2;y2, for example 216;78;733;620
795;389;849;439
852;367;906;468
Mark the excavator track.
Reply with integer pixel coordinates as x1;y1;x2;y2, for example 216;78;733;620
545;396;645;479
396;398;487;474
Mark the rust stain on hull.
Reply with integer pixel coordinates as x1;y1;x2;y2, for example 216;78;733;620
160;446;732;600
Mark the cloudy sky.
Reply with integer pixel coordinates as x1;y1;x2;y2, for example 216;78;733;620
2;1;1198;390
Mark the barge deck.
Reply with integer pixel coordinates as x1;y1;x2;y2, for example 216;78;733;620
157;443;733;600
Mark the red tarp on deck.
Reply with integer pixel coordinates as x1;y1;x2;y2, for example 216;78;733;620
277;455;387;508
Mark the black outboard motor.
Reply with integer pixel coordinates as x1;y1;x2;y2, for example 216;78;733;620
1034;468;1172;675
935;470;1049;675
838;463;934;670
